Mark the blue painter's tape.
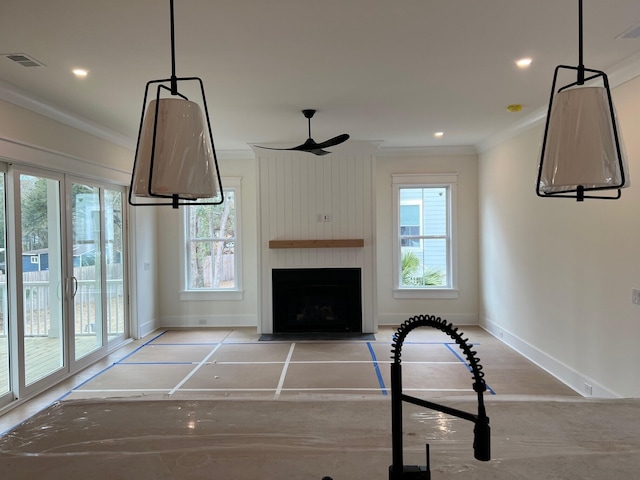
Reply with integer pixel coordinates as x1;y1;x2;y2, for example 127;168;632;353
57;330;170;402
117;362;195;365
444;343;496;395
367;342;388;396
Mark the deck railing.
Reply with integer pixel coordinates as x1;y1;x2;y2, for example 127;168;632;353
0;265;125;337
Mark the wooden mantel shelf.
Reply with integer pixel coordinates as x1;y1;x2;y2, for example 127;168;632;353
269;239;364;249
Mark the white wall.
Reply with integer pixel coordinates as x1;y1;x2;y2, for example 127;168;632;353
375;150;479;326
130;206;159;338
478;76;640;398
156;155;259;328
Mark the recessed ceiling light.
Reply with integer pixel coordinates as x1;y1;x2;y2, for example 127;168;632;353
516;58;532;68
73;68;88;77
434;132;444;138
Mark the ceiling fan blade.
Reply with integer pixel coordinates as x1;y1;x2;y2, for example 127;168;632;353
253;142;331;156
289;137;322;152
308;149;331;156
315;133;350;149
254;110;349;155
252;145;296;152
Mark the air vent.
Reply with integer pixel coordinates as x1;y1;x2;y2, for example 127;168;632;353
3;53;45;67
618;24;640;39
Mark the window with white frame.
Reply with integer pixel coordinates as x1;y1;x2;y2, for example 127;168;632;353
392;174;458;299
181;178;242;300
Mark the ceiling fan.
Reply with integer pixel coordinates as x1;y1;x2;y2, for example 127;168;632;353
255;109;350;156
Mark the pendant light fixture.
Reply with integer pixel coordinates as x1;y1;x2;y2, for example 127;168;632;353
536;0;629;201
128;0;223;209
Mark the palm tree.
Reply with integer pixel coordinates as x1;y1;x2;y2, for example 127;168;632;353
401;251;444;286
401;251;421;285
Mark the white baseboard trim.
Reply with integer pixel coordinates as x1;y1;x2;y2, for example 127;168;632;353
481;319;620;399
378;312;478;327
138;319;158;339
160;314;258;328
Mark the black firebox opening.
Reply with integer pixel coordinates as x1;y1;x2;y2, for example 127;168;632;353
272;268;362;333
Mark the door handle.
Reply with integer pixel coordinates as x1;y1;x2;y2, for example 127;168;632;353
71;276;78;297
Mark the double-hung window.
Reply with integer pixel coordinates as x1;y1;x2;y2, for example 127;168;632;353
392;174;458;299
181;177;242;300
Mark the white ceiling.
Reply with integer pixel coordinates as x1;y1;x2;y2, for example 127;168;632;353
1;0;640;153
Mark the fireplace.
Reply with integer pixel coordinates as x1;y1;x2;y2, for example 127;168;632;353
272;268;362;333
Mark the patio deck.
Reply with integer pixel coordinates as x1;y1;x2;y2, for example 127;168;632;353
0;335;112;392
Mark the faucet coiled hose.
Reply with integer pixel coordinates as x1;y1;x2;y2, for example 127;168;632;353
391;314;486;394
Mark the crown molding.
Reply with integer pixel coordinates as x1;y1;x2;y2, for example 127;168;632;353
607;48;640;89
475;106;547;154
216;149;256;161
378;145;477;157
0;80;136;150
0;136;130;185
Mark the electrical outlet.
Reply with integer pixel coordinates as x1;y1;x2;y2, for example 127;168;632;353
198;319;207;325
316;214;323;222
323;214;332;222
584;383;593;396
633;289;640;305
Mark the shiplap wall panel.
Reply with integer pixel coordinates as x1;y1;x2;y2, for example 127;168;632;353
340;157;351;266
256;144;379;333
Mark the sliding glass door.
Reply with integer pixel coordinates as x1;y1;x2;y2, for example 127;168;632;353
70;182;103;361
68;181;127;364
104;189;126;346
14;169;67;390
67;179;129;368
0;165;129;403
0;172;9;401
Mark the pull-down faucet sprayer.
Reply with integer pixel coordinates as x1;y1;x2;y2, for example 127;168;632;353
389;315;491;479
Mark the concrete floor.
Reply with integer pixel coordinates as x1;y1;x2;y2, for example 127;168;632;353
1;326;637;479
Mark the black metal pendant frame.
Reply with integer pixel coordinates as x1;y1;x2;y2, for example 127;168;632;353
536;65;625;202
128;0;224;209
536;0;626;202
128;76;224;208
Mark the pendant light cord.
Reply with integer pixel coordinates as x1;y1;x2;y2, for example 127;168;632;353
170;0;178;94
577;0;584;84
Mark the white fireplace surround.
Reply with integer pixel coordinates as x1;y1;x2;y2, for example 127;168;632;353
255;141;380;334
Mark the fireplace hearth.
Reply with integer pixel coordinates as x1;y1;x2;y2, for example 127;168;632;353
272;268;362;333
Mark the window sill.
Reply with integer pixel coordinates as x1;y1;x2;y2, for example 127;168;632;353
180;290;244;301
393;288;459;299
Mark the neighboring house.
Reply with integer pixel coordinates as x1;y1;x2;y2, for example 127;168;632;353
74;245;122;267
18;246;122;273
73;244;96;268
21;249;48;273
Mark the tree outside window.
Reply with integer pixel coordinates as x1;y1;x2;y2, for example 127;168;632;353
398;186;448;287
185;190;237;290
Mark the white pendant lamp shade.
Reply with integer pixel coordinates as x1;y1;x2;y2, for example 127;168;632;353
132;98;218;200
539;86;629;195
